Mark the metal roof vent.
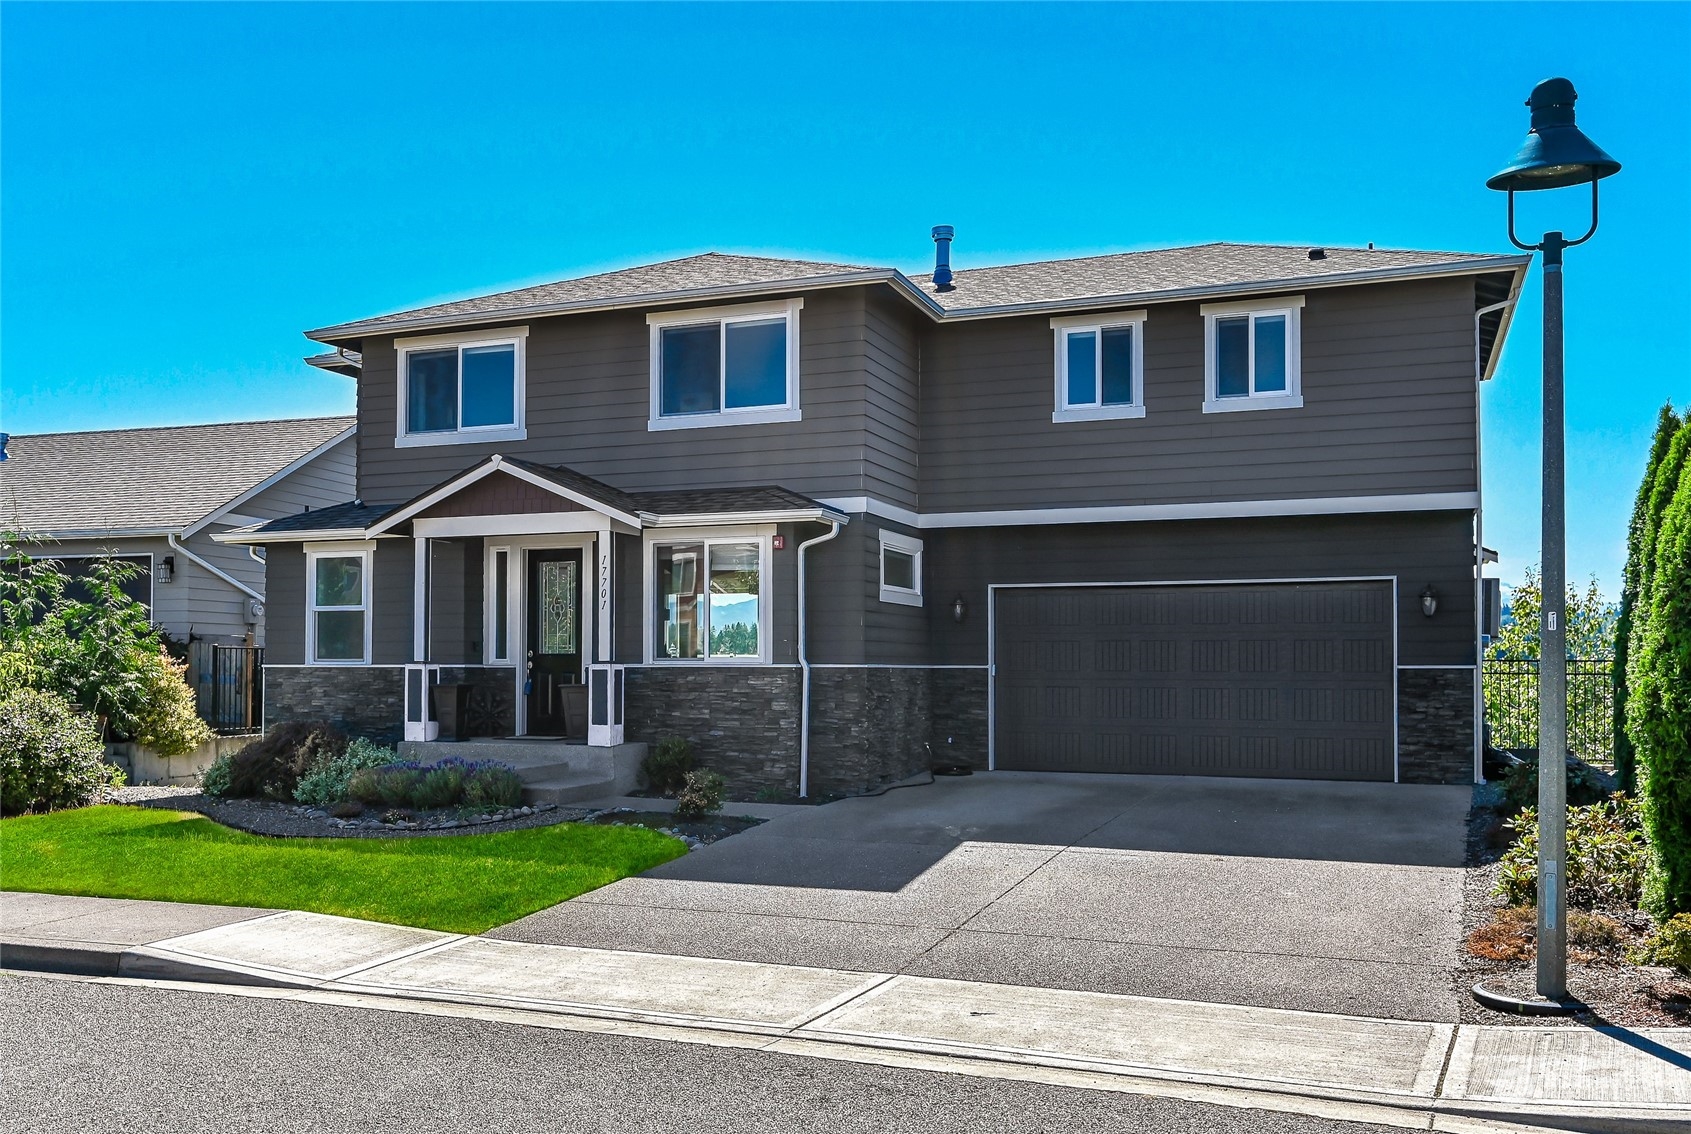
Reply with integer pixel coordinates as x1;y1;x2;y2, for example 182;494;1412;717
931;225;955;291
1308;247;1327;260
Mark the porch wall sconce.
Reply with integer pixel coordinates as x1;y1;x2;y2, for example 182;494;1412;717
155;556;175;585
1420;584;1439;618
951;596;968;624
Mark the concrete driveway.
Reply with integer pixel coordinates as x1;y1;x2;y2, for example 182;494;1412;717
492;772;1472;1021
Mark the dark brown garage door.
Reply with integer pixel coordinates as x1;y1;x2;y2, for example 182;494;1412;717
994;582;1395;781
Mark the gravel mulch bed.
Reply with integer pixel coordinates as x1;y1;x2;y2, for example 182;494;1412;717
1457;782;1691;1027
111;787;593;840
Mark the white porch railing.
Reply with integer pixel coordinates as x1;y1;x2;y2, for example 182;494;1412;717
586;663;625;747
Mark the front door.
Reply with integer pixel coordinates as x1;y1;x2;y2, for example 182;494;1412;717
526;549;585;737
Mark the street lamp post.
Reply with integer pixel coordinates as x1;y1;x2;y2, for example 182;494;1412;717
1483;78;1620;1008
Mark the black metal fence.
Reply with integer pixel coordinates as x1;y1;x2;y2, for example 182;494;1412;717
1482;657;1615;769
192;643;264;734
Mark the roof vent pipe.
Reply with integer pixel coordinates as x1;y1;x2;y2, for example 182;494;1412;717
931;225;955;291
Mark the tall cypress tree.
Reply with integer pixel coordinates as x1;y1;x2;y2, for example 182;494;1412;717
1616;404;1684;792
1629;420;1691;916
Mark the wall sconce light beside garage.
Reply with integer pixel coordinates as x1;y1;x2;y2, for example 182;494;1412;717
155;556;175;584
952;595;968;624
1420;584;1439;618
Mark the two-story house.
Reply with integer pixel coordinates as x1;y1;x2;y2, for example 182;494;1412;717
220;235;1526;796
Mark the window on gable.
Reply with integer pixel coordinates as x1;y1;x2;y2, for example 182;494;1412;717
1203;299;1303;413
396;329;527;446
648;300;802;430
1051;311;1146;423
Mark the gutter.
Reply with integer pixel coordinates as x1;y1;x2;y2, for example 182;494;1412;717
796;519;842;799
167;533;263;603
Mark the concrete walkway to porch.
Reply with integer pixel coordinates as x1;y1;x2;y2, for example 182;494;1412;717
500;771;1473;1022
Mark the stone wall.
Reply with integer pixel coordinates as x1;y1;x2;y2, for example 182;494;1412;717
264;666;406;745
1397;667;1477;785
806;668;933;797
929;668;989;768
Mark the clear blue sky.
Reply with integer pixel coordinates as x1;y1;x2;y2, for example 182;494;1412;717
3;2;1687;595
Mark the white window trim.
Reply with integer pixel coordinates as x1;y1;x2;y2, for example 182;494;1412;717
305;542;374;666
1050;310;1148;423
642;525;774;664
1201;296;1304;414
395;326;529;447
878;530;923;607
483;544;516;666
646;299;803;431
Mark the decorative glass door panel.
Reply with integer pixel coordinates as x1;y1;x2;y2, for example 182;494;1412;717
526;549;585;736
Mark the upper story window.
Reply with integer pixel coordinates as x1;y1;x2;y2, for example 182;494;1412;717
1051;310;1147;423
306;544;372;665
1201;297;1304;413
647;300;802;431
395;327;528;447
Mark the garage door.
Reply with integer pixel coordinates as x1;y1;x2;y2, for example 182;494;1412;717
994;582;1395;781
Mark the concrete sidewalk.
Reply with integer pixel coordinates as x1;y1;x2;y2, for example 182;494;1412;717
4;892;1688;1131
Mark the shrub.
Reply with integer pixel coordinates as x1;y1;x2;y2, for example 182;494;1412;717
462;762;524;808
0;686;122;815
642;736;694;795
221;721;347;801
293;737;398;806
1495;793;1651;909
413;762;468;810
1568;910;1626;951
1628;421;1691;918
200;752;234;797
128;647;212;757
674;769;726;821
1633;913;1691;973
1499;754;1615;814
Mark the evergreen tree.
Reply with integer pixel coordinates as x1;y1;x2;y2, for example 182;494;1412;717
1616;404;1683;792
1628;418;1691;916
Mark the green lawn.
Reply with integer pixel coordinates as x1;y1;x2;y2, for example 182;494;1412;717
0;806;687;934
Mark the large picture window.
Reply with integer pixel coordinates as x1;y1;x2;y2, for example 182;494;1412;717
307;547;371;665
651;537;765;661
647;300;801;430
395;328;527;446
1051;310;1146;423
1202;297;1304;413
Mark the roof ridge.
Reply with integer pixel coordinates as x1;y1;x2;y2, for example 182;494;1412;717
10;415;356;440
907;240;1498;281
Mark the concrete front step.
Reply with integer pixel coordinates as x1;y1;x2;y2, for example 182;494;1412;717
397;739;647;805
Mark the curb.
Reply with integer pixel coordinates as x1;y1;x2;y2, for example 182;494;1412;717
6;936;1686;1134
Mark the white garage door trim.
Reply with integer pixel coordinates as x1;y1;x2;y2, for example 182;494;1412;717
987;576;1400;782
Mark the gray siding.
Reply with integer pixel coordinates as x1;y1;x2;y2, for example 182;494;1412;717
353;287;918;509
239;436;357;518
264;544;306;664
923;511;1477;668
919;277;1480;513
371;540;415;665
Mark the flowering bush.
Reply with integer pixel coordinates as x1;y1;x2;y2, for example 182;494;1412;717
347;758;523;811
0;686;122;815
674;769;726;820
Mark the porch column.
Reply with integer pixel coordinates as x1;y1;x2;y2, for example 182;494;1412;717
412;536;427;662
595;523;612;662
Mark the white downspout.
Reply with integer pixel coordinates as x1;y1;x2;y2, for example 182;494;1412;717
796;520;842;799
1473;298;1513;784
167;532;263;603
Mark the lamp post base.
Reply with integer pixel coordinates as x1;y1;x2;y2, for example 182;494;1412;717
1471;981;1583;1016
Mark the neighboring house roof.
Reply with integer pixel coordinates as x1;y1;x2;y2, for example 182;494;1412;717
306;243;1528;344
0;416;357;538
219;455;846;543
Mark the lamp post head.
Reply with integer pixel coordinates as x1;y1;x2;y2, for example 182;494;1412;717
1487;78;1621;192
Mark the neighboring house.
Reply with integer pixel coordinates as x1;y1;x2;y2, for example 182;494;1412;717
221;237;1527;795
1;417;356;646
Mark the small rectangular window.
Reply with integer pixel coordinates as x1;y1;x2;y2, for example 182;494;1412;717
653;538;764;660
486;547;510;664
1202;299;1304;413
649;301;801;430
1052;312;1146;423
878;531;923;606
308;550;369;665
397;330;526;445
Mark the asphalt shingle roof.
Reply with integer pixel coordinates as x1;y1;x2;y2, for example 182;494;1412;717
311;253;885;339
631;485;829;516
907;243;1513;311
0;417;355;535
225;501;389;537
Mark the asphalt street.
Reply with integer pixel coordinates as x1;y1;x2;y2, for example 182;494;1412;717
0;972;1415;1134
